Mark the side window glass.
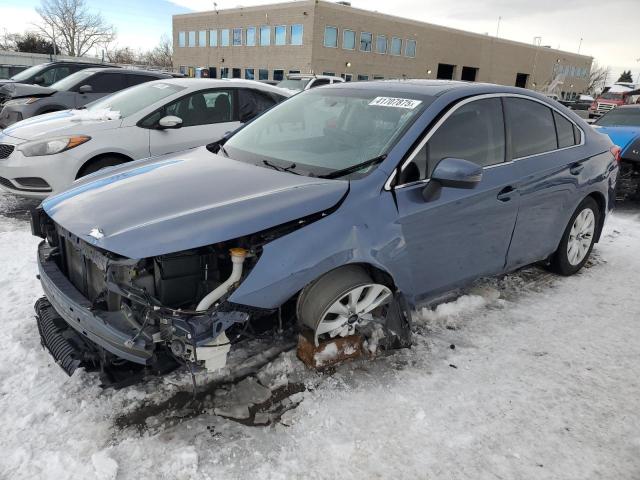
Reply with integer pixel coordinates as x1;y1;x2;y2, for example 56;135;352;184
554;111;576;148
238;89;276;122
505;97;557;158
159;89;236;128
41;66;71;86
309;79;331;88
404;98;505;182
86;73;125;93
126;74;154;87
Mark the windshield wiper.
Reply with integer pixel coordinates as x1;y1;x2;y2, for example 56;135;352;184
262;160;301;175
319;154;387;179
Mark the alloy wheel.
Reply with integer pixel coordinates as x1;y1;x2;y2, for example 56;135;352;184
567;208;595;266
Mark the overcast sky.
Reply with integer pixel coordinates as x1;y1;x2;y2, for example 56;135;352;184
2;0;638;83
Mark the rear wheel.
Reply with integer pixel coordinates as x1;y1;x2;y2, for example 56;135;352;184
297;266;393;346
549;197;599;275
77;156;126;178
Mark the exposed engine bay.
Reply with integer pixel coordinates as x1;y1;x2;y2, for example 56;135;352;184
31;207;296;385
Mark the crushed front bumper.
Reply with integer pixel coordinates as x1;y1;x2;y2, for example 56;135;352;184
37;240;154;364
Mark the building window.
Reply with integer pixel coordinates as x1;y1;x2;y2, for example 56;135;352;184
324;26;338;48
342;29;355;50
188;31;196;47
246;27;256;46
232;28;242;46
376;35;387;54
405;39;416;58
275;25;286;45
357;74;369;81
461;66;478;81
198;30;206;47
437;63;456;80
232;68;241;78
259;68;269;80
179;65;187;74
390;37;402;55
221;29;230;46
342;73;353;82
373;75;384;79
290;24;303;45
178;32;186;48
245;68;255;80
289;69;300;74
221;67;229;78
273;69;284;81
260;26;271;46
209;30;217;47
360;32;372;52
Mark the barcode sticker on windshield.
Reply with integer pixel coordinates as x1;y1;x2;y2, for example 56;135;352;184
369;97;422;109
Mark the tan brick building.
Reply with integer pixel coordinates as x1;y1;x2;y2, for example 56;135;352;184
173;0;592;98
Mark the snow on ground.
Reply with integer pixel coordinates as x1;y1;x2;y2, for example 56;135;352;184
1;191;640;479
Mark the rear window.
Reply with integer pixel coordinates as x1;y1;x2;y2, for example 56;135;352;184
276;79;311;91
505;98;557;158
595;108;640;127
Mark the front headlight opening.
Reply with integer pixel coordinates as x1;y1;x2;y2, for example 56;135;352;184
17;135;91;157
5;97;39;106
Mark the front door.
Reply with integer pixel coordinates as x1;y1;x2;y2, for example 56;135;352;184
149;88;240;156
392;97;520;301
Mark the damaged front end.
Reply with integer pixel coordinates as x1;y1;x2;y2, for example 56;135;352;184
32;207;273;384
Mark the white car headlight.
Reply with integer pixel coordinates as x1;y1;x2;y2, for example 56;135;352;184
4;97;39;106
17;135;91;157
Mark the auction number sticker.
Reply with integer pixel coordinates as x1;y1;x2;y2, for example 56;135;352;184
369;97;422;109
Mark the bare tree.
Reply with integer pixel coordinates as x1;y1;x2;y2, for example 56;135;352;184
34;0;116;57
586;62;610;96
0;32;20;51
143;35;173;69
106;46;138;64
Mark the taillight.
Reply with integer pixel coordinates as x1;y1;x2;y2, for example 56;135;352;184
611;146;622;163
590;102;597;110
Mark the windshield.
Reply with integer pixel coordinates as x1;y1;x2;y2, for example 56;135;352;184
600;92;624;100
50;70;93;91
10;64;47;82
224;87;429;178
276;79;311;91
595;108;640;127
86;82;185;118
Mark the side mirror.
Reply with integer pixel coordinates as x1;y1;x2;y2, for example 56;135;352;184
79;85;93;94
34;75;45;85
158;115;183;129
430;157;482;189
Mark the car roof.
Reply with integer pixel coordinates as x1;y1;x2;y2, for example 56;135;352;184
287;74;342;80
80;67;171;77
145;77;293;95
616;104;640;110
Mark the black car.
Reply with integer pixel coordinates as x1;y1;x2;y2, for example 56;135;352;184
0;61;111;105
0;68;172;128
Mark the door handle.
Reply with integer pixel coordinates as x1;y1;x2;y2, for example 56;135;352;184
570;162;585;175
497;186;515;202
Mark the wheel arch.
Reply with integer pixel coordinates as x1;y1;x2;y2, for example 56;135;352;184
586;191;606;242
76;152;134;179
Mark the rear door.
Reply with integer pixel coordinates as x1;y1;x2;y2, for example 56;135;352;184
392;96;521;300
504;97;585;268
147;88;240;156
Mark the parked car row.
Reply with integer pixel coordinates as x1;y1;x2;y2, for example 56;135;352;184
13;77;617;384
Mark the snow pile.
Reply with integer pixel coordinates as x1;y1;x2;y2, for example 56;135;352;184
68;108;121;122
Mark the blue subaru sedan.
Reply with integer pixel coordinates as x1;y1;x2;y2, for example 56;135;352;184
32;80;618;379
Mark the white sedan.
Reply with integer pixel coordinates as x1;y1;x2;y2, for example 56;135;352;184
0;78;291;198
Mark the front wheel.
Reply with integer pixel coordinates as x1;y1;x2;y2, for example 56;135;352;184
549;197;599;275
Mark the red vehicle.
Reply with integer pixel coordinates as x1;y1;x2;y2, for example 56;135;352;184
589;83;640;119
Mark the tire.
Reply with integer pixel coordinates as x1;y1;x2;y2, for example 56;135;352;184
549;197;600;276
297;266;393;345
78;156;126;178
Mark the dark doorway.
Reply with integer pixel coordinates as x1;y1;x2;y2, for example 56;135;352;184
461;66;478;82
208;67;217;79
232;68;241;79
437;63;456;80
515;73;529;88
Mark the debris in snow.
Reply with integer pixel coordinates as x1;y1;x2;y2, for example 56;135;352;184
449;364;458;369
450;344;456;350
68;108;121;122
297;331;364;369
91;450;119;480
214;404;250;420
